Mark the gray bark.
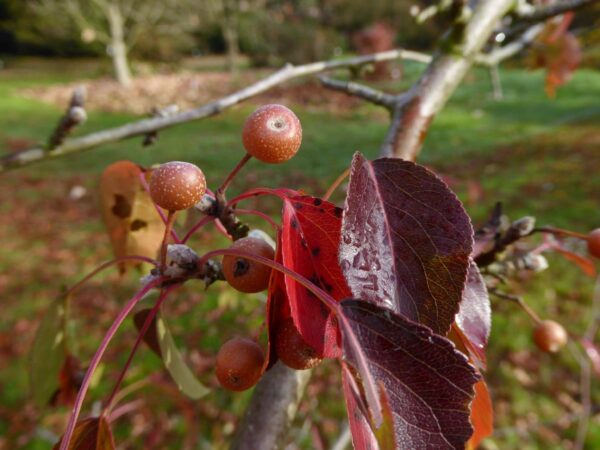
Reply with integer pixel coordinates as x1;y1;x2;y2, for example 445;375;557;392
230;362;311;450
107;2;132;86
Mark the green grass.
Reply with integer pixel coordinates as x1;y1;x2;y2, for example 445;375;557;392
0;58;599;449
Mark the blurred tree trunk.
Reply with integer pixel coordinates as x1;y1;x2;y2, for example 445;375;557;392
107;1;132;87
221;0;239;74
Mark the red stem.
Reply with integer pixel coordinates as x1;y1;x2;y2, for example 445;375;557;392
181;215;216;243
103;284;177;412
535;226;588;241
160;211;177;272
59;278;162;450
323;167;350;201
218;153;252;194
66;255;158;297
227;187;298;208
200;249;338;312
234;208;280;232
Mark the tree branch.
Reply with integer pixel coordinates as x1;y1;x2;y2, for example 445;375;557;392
318;76;398;110
517;0;599;23
477;24;545;66
230;362;311;450
0;48;431;173
379;0;516;160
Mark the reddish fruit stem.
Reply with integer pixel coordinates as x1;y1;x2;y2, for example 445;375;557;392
227;187;298;208
200;249;338;312
160;211;177;272
534;226;588;241
323;167;350;201
218;153;252;195
103;284;177;412
59;278;162;450
182;215;216;244
139;171;181;244
65;255;158;298
234;208;280;232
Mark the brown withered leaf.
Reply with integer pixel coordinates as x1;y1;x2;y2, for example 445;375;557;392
100;161;164;273
53;417;115;450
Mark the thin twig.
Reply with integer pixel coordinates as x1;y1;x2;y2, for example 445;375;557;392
516;0;598;23
1;48;431;173
318;76;397;110
47;86;87;149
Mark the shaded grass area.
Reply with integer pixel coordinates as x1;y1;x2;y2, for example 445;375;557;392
0;59;599;449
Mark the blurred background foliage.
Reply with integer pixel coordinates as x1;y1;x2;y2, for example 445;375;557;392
0;1;600;449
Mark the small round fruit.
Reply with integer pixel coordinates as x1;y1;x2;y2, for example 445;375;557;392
275;318;322;370
216;337;265;391
242;104;302;164
149;161;206;211
222;237;275;293
533;320;568;353
587;228;600;259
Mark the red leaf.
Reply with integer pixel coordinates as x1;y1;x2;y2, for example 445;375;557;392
530;17;581;98
265;232;291;369
53;417;115;450
133;308;162;357
455;263;491;369
467;380;493;449
281;195;351;358
342;364;396;450
340;299;479;449
340;153;473;335
342;365;379;450
50;354;84;407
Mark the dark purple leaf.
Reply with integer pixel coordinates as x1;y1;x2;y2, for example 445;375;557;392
133;308;162;357
455;262;491;369
340;153;473;334
53;417;115;450
340;299;479;450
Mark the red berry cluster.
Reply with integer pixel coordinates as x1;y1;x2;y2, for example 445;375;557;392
146;105;313;392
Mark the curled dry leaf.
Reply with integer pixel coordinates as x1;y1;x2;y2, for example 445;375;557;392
53;417;115;450
100;161;165;273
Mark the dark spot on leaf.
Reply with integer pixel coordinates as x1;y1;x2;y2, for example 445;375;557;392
312;247;320;257
313;198;322;206
305;287;317;299
319;208;325;213
300;238;308;248
291;219;298;229
130;219;147;231
294;202;303;209
334;207;343;218
234;258;250;277
112;194;132;218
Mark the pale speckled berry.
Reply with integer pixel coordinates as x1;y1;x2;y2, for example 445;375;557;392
533;320;568;353
149;161;206;211
242;104;302;164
